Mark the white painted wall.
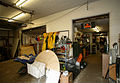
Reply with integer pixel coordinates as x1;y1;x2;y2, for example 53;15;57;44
23;0;120;49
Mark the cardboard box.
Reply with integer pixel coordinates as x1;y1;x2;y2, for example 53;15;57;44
60;72;73;83
27;61;45;78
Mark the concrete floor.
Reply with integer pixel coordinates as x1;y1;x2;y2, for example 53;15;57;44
0;60;39;83
0;53;110;83
74;53;109;83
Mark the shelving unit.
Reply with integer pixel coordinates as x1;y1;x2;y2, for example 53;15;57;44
73;31;90;58
55;44;70;70
92;43;97;54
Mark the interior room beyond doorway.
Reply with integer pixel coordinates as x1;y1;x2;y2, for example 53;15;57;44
72;14;109;83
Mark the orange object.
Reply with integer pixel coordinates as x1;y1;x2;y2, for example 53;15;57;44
77;53;82;62
84;23;91;28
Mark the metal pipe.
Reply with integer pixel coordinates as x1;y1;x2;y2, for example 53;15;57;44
0;1;34;14
0;17;34;24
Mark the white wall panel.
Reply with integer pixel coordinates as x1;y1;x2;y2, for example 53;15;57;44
23;0;120;49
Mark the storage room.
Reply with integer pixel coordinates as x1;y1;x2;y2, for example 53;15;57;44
0;0;120;83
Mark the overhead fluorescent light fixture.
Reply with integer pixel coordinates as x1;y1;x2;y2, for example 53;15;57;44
16;0;26;6
8;13;26;22
8;19;14;22
93;26;99;32
19;0;30;7
16;0;30;7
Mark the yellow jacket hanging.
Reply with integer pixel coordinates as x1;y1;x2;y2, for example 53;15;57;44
42;33;48;51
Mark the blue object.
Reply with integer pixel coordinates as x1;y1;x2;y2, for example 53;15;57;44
14;54;37;64
35;37;38;41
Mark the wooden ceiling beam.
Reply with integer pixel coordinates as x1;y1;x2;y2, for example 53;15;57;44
0;20;23;30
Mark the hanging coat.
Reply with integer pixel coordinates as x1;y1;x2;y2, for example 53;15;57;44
42;33;48;51
48;32;57;49
48;32;53;49
52;32;57;48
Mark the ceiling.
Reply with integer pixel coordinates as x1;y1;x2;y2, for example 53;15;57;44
0;0;99;23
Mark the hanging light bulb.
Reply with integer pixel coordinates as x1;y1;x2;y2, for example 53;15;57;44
93;26;99;32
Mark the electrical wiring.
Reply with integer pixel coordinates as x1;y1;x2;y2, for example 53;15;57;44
31;1;90;26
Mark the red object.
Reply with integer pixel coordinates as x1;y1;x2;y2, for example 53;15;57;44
77;53;82;62
37;37;40;41
61;46;65;50
86;51;89;56
84;23;91;28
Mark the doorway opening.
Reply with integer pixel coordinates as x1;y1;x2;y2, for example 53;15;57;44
73;14;109;56
72;14;109;83
20;25;46;55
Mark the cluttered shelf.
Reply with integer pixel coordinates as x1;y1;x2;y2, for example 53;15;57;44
54;43;72;70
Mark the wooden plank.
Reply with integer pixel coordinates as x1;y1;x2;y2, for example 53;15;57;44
11;30;20;58
11;38;19;58
102;53;109;78
20;46;35;55
35;50;60;72
109;64;116;81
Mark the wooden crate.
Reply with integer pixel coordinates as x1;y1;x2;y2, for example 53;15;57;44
60;72;73;83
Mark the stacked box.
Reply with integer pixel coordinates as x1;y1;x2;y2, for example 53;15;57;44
60;72;73;83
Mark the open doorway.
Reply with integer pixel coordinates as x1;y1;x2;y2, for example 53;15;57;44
73;14;109;56
21;25;46;55
73;14;109;83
